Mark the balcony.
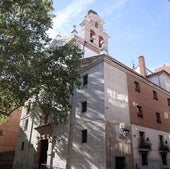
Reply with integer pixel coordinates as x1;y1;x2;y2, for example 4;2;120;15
138;140;151;153
159;142;169;154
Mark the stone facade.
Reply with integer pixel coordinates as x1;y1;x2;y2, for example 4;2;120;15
13;10;170;169
13;55;170;169
104;60;133;169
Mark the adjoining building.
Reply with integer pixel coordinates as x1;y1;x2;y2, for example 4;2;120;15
0;109;21;169
13;10;170;169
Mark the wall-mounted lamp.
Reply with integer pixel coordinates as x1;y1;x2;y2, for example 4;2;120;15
120;128;130;137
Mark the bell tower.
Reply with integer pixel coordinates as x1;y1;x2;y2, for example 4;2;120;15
80;10;109;55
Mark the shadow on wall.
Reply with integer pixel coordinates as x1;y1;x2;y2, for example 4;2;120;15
12;65;132;169
41;69;106;169
12;125;37;169
12;106;51;169
12;104;70;169
67;69;106;169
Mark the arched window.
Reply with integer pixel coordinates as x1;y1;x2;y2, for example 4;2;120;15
90;30;95;43
99;36;104;48
95;22;99;28
24;119;28;130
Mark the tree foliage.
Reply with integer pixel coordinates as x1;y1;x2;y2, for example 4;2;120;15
0;114;8;125
0;0;82;123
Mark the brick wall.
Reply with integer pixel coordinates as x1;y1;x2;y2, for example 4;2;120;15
0;109;21;152
127;74;170;132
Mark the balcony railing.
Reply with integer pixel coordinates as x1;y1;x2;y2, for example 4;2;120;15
159;143;169;153
138;140;151;152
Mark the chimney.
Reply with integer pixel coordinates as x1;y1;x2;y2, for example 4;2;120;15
139;56;146;77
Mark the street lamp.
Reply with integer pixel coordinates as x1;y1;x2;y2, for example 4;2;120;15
120;127;130;137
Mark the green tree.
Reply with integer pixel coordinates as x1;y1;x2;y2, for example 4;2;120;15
0;114;8;125
0;0;82;123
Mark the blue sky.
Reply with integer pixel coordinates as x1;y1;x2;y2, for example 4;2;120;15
49;0;170;71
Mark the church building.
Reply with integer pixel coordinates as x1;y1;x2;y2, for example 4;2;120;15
13;10;170;169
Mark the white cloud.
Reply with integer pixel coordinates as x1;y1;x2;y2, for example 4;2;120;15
48;0;95;38
104;0;128;15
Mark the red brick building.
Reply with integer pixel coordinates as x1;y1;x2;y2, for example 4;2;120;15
0;109;21;169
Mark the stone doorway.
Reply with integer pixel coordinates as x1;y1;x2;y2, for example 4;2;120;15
38;139;48;169
116;156;125;169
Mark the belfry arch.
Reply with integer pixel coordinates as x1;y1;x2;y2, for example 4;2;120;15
80;10;109;55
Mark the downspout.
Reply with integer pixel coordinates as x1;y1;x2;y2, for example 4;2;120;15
66;91;76;169
29;114;34;143
26;112;35;169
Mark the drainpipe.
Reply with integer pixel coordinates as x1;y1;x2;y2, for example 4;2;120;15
25;112;35;169
66;91;76;169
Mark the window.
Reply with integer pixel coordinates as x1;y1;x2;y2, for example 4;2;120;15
24;119;28;130
167;98;170;106
99;36;104;48
137;105;143;118
21;142;25;151
161;154;167;165
159;135;163;144
82;129;87;143
83;74;88;85
142;153;148;165
81;101;87;113
90;30;95;43
0;129;3;136
95;22;99;28
156;112;161;123
139;131;145;143
134;81;140;92
153;90;158;100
